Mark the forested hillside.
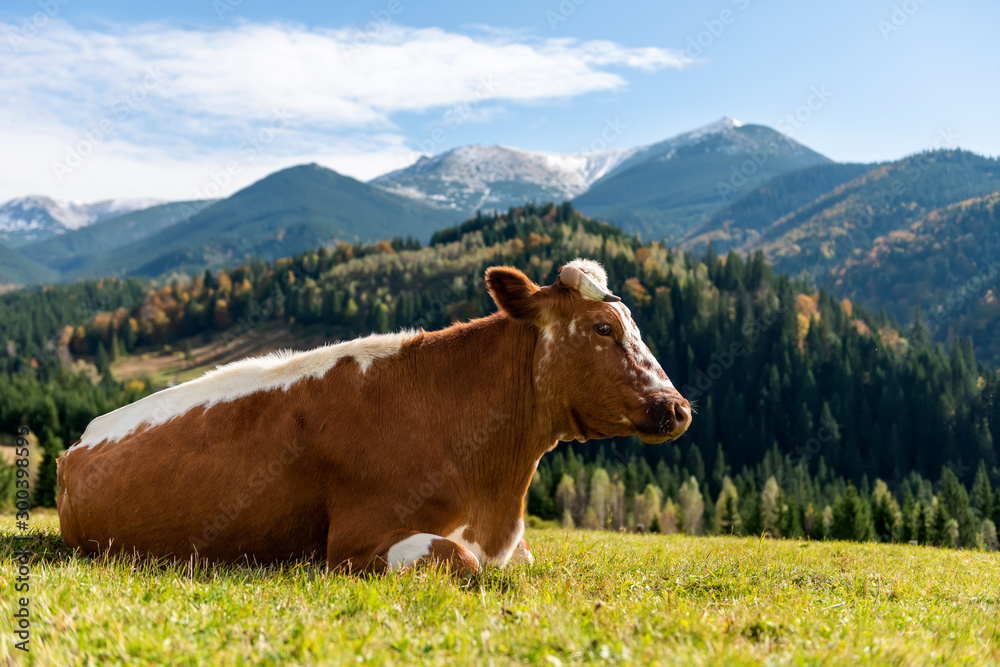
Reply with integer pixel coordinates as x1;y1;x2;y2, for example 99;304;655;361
679;150;1000;363
682;162;873;252
2;204;998;549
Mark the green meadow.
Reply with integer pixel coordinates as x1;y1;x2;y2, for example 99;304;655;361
1;512;999;666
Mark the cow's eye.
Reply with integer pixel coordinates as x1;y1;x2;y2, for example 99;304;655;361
594;322;612;336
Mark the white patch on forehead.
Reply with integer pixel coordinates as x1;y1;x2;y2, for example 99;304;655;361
445;520;524;567
568;318;578;336
610;302;675;391
69;330;419;451
386;533;438;572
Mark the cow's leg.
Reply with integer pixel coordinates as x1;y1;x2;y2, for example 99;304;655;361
333;530;481;575
509;537;534;565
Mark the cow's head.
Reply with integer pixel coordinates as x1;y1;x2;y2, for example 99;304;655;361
486;259;691;444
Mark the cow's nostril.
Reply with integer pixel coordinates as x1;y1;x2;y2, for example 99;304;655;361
672;403;692;435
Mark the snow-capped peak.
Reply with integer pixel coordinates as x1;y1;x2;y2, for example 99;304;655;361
0;196;163;246
368;117;760;215
371;143;639;213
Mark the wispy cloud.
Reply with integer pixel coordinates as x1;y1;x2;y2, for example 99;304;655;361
0;20;689;201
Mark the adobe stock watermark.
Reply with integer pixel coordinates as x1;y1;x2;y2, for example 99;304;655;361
339;0;404;61
680;288;798;403
843;126;958;249
11;426;33;653
878;0;930;40
684;0;752;59
191;108;297;201
545;0;588;30
400;77;498;165
393;409;511;522
52;67;166;181
31;268;137;373
737;415;840;531
213;0;244;21
578;117;627;154
775;85;833;138
187;438;308;552
5;0;71;53
217;233;340;349
890;253;1000;369
716;86;831;200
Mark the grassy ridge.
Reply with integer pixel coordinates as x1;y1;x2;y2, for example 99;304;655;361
2;513;998;665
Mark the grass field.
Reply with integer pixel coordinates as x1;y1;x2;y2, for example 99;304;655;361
2;512;999;665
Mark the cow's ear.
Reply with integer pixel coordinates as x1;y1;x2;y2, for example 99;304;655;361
486;266;542;322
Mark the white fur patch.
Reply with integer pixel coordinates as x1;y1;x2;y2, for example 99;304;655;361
610;302;674;391
69;330;419;451
445;519;525;567
386;533;438;572
563;258;608;288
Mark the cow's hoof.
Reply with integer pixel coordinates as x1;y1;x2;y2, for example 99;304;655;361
509;538;534;565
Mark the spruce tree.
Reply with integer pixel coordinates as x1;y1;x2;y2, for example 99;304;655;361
971;462;993;521
929;501;954;547
715;477;741;535
831;484;874;541
871;480;901;542
937;467;976;547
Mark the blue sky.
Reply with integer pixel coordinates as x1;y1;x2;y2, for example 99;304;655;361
1;0;997;201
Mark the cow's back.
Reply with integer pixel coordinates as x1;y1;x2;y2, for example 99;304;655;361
56;355;418;563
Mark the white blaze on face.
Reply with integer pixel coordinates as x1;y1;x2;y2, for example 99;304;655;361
610;302;674;392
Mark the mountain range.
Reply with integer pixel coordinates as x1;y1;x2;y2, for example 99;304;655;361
371;118;832;242
0;117;832;283
0;196;162;248
2;118;998;360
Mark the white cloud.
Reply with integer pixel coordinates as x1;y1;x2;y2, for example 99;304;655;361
0;20;690;201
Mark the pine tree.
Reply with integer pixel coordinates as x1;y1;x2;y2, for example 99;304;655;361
761;476;782;538
588;468;611;530
635;484;662;532
94;342;110;377
971;462;993;522
993;489;1000;530
929;500;954;547
686;446;705;484
982;519;999;551
901;493;918;542
937;467;976;547
711;443;727;491
821;505;834;539
660;498;681;534
831;484;874;541
678;476;705;536
800;504;814;538
871;479;902;542
32;431;63;508
741;479;764;536
555;474;577;521
715;477;741;535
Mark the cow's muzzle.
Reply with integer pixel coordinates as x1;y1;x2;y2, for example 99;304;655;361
637;392;692;443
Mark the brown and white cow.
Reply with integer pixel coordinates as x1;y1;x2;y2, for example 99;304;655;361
57;259;691;574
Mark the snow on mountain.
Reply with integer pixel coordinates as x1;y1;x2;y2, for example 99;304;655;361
595;117;751;179
371;144;639;215
0;196;162;247
368;119;762;216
